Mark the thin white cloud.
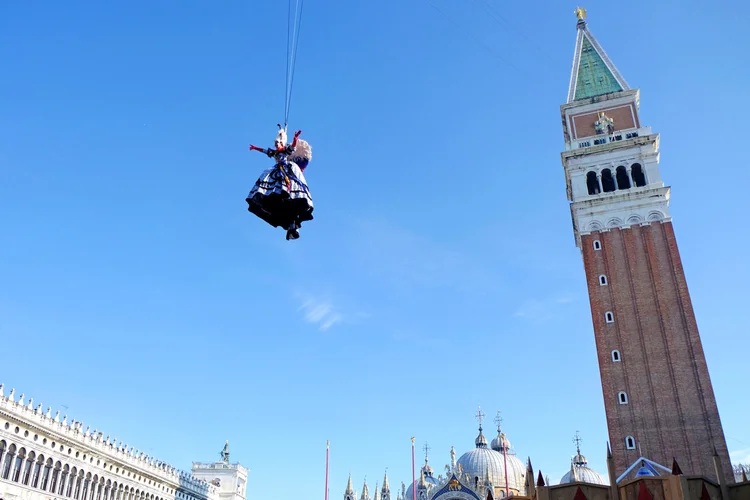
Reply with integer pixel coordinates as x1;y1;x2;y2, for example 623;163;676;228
297;294;343;331
294;292;368;331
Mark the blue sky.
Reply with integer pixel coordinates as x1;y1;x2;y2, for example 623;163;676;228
1;0;749;497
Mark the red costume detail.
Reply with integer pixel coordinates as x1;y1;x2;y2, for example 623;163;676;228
248;130;301;154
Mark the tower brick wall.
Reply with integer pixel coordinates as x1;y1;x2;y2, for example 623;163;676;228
580;222;732;482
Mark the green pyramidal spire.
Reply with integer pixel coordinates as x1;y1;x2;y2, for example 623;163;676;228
567;11;629;103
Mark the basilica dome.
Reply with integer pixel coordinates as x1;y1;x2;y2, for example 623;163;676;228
405;459;440;500
456;427;526;494
558;452;608;486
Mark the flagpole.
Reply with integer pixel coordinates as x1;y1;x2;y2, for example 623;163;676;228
325;441;330;500
411;437;416;500
502;437;509;497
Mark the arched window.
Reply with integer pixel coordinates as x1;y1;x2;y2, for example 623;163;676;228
601;169;616;192
50;461;62;493
12;447;25;482
92;476;100;500
586;171;601;195
599;275;608;285
59;465;70;495
593;240;602;250
631;163;646;187
82;473;92;500
605;311;614;323
41;458;53;490
2;444;16;479
625;436;636;450
618;391;628;404
612;350;621;362
32;454;43;487
73;470;82;499
23;451;35;485
68;467;78;497
616;166;631;189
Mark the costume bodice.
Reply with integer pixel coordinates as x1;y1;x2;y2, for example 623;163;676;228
267;145;294;165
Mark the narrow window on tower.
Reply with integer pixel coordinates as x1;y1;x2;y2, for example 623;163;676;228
625;436;636;450
612;350;621;362
599;275;608;285
631;163;647;187
593;240;602;250
618;391;628;404
605;311;614;323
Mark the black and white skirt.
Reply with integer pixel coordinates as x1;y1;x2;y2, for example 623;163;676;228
246;161;314;230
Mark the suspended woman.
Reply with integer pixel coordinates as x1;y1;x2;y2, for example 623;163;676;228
246;125;313;240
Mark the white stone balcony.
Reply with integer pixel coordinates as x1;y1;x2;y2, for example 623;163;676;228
567;126;653;151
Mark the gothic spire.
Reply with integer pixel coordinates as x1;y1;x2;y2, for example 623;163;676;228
360;479;370;500
536;471;545;487
567;8;629;103
346;474;355;498
381;471;391;500
671;458;683;476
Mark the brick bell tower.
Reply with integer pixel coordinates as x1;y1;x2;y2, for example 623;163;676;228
559;9;733;483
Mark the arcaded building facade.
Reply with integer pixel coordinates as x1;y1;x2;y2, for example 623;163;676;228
0;385;248;500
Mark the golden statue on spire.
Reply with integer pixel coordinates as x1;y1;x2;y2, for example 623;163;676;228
575;6;587;21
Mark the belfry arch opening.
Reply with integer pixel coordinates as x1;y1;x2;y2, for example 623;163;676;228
616;166;630;189
601;169;616;192
631;163;646;187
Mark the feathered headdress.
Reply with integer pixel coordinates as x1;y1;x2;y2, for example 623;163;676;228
275;124;288;146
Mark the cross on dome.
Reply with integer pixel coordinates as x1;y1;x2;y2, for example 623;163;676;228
474;405;486;429
573;431;583;454
493;411;503;432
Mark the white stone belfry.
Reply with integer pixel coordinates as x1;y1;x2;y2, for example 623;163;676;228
191;441;249;500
